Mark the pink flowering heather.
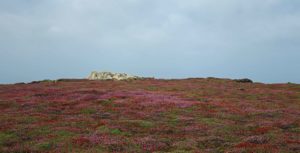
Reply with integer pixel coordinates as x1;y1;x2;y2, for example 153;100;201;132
0;78;299;152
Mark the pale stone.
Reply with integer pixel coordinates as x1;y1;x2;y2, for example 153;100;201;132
88;71;141;80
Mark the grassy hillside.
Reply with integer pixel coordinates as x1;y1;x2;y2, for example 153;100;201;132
0;78;299;152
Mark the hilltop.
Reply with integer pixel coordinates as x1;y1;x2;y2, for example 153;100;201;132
0;78;299;152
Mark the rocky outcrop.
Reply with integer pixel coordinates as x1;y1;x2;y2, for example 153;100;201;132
234;78;253;83
88;71;141;81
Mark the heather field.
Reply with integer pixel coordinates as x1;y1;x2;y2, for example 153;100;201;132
0;78;299;153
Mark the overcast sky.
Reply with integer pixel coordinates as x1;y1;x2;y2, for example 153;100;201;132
1;0;300;84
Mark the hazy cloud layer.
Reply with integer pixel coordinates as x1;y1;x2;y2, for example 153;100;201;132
1;0;300;83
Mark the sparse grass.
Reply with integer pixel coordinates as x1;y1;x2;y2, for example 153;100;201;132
197;117;222;126
0;100;19;109
97;125;129;136
19;116;39;124
290;127;300;133
147;86;158;91
0;132;18;147
80;108;97;114
55;130;75;138
99;98;115;106
138;120;154;128
164;111;180;127
123;120;155;128
28;126;52;137
196;97;208;102
97;125;110;133
110;129;122;135
36;141;54;150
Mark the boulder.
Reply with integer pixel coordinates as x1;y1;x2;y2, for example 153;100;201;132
88;71;141;81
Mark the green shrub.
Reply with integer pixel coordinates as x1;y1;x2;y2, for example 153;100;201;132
80;108;97;114
110;129;122;135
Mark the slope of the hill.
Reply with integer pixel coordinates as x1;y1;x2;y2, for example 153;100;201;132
0;78;299;152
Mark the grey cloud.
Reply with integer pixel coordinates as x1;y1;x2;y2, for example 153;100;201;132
0;0;300;83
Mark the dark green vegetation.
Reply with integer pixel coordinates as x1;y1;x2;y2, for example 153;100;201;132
0;78;299;152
